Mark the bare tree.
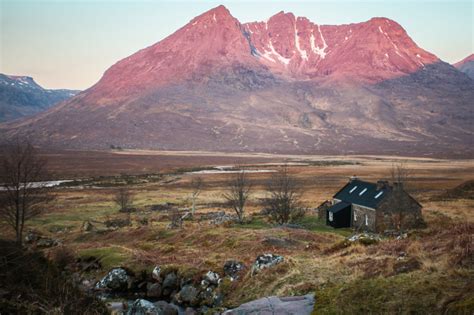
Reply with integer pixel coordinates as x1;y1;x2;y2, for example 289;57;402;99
190;177;203;216
265;165;304;225
223;168;251;223
390;163;411;232
113;187;133;212
0;139;53;245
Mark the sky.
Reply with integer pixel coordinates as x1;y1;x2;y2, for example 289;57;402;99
0;0;472;90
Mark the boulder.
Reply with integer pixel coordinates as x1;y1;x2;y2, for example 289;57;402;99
203;271;220;286
24;230;40;243
36;238;60;248
81;220;94;232
251;254;284;275
147;282;162;298
162;272;178;296
153;301;180;315
95;268;130;291
152;266;161;281
127;299;159;315
347;233;381;245
223;260;246;280
177;285;198;305
223;294;314;315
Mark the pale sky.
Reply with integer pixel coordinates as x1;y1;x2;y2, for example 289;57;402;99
1;0;472;90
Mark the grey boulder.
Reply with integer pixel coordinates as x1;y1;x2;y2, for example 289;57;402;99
223;294;315;315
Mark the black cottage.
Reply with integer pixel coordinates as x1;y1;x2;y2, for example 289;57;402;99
326;201;352;228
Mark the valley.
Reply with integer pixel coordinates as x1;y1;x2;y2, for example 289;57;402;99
1;150;472;313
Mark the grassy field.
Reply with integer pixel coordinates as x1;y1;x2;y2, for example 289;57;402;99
1;150;473;313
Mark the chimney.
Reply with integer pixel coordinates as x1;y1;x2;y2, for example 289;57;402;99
393;181;403;190
350;175;358;182
377;180;389;190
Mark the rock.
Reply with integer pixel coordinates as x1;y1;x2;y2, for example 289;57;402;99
95;268;130;291
223;260;246;280
184;307;197;315
223;294;315;315
162;272;178;296
347;233;381;245
251;254;284;275
127;299;159;315
36;238;60;248
203;271;220;286
147;282;162;298
162;303;179;315
177;285;198;305
153;301;179;315
25;230;40;243
207;211;237;225
152;266;161;281
82;220;94;232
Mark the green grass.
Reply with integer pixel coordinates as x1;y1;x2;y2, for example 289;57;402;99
293;216;352;237
78;246;131;270
312;270;474;314
233;217;271;229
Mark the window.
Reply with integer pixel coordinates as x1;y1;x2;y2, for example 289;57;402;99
359;188;367;196
329;212;333;222
375;191;383;199
354;212;357;221
365;214;368;226
349;186;358;193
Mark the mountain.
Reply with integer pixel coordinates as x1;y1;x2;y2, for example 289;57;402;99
453;54;474;79
1;5;473;157
0;74;80;122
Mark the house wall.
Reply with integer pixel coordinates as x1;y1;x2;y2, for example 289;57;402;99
352;204;377;232
375;190;423;232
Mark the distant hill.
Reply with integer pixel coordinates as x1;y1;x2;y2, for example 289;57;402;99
1;6;473;157
0;74;79;122
453;54;474;80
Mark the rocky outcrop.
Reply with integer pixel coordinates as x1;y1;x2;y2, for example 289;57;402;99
223;261;245;280
95;268;130;291
251;254;284;275
223;294;315;315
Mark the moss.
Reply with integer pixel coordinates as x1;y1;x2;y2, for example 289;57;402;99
292;216;352;237
312;270;474;314
78;246;130;270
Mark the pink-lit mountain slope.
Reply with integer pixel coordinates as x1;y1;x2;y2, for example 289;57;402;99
1;5;473;157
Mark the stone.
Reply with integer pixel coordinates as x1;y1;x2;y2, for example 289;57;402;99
251;254;284;275
82;220;94;232
347;233;381;244
152;266;161;281
223;260;246;280
24;230;40;243
127;299;159;315
95;268;129;291
177;285;198;305
184;307;197;315
163;272;178;289
223;294;314;315
36;238;60;248
203;271;220;285
147;283;162;298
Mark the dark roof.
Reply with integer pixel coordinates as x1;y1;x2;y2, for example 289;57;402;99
333;179;390;209
327;201;351;213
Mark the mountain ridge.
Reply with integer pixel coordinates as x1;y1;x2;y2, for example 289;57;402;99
1;5;473;158
0;74;80;122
